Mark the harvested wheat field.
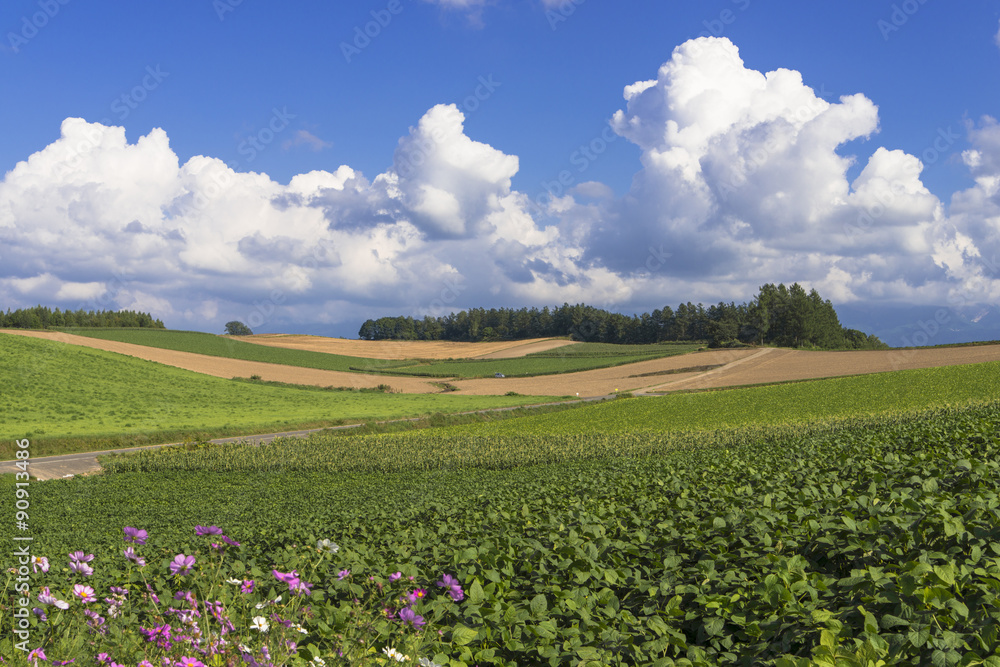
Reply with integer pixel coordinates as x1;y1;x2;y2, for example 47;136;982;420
0;330;442;393
8;328;1000;398
450;348;760;396
643;345;1000;393
236;334;578;360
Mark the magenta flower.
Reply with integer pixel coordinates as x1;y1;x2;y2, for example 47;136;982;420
69;551;94;563
437;573;464;601
27;648;46;665
175;657;205;667
398;606;426;629
70;561;94;576
124;527;148;545
407;588;427;604
195;525;223;536
337;569;351;580
273;569;311;595
109;586;128;597
123;546;146;567
221;535;240;547
174;590;196;606
240;579;255;594
169;554;195;576
31;556;49;573
38;587;69;610
289;579;313;595
72;584;96;603
389;571;402;582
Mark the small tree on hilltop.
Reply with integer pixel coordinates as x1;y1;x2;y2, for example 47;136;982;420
224;321;253;336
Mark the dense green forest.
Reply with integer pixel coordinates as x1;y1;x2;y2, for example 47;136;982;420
359;283;888;350
0;305;164;329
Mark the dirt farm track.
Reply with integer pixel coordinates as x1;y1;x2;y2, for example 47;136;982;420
4;329;1000;398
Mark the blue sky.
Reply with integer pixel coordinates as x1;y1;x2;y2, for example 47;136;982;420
2;0;999;339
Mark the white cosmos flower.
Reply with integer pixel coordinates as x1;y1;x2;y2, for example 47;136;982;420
316;539;339;554
250;616;269;632
382;647;408;663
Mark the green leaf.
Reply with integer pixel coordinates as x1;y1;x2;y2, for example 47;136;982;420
468;578;485;604
530;592;547;615
704;616;725;636
451;624;479;646
880;614;909;629
907;627;930;647
933;563;956;586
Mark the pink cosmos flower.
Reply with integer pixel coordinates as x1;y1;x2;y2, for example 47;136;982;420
398;606;425;629
437;573;464;601
123;527;148;545
70;561;94;576
72;584;96;603
194;525;223;536
123;546;146;566
31;556;49;573
169;554;195;576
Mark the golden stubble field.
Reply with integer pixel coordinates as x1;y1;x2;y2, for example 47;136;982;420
7;330;1000;398
235;334;579;359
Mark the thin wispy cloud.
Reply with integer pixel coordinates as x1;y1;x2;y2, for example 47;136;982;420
282;130;333;153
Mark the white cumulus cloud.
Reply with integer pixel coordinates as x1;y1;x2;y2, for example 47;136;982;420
1;37;997;334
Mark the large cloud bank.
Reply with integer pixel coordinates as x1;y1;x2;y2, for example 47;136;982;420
1;38;998;332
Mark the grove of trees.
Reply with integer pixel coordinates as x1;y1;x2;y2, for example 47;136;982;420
0;305;165;330
358;283;887;350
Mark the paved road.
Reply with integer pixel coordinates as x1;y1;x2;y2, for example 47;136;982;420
0;396;613;481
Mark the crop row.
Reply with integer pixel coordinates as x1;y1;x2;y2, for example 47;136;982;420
6;401;1000;664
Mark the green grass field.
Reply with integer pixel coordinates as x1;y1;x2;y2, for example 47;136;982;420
0;333;562;458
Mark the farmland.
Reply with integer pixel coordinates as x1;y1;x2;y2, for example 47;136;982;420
440;359;1000;435
60;328;699;379
370;348;699;379
5;400;1000;665
52;327;397;372
0;332;561;458
3;328;1000;664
